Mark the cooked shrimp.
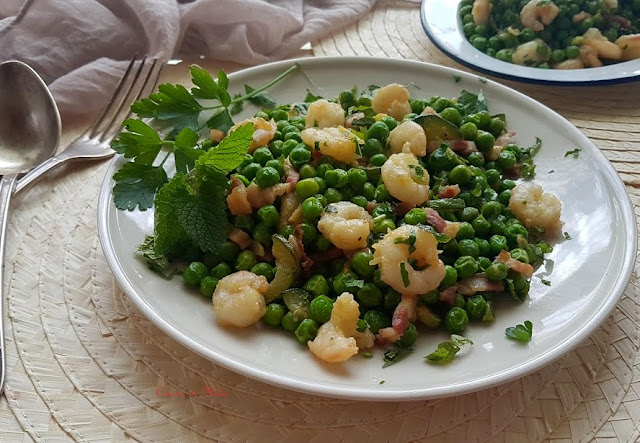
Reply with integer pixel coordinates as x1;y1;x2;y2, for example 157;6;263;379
305;99;345;128
388;121;427;156
579;45;602;68
572;11;591;24
371;84;412;121
308;293;374;363
317;201;373;250
381;153;430;205
472;0;491;26
512;39;551;65
616;34;640;61
229;117;277;153
509;182;562;231
553;58;586;69
246;182;294;209
584;28;622;60
212;271;269;328
370;225;446;296
604;0;618;10
520;0;559;31
300;126;358;164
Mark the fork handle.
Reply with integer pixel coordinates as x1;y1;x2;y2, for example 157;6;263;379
0;173;18;396
14;156;65;195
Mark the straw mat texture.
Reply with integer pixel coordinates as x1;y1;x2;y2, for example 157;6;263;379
1;1;640;441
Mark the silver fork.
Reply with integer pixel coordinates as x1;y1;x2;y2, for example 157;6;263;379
14;56;165;194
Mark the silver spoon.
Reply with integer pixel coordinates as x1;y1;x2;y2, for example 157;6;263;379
0;60;60;395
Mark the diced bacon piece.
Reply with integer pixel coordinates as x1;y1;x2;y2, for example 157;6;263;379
442;221;461;239
228;228;252;250
227;178;252;215
495;131;516;147
457;276;504;296
439;286;457;305
438;184;460;199
496;250;534;277
424;208;447;233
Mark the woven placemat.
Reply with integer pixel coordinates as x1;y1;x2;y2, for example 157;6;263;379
2;1;640;441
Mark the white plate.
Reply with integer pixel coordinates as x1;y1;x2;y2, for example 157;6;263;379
421;0;640;85
98;56;636;401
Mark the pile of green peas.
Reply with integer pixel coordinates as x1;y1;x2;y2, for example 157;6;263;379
179;85;551;352
460;0;640;68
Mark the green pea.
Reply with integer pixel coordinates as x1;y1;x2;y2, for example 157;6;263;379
220;241;240;262
369;153;387;166
211;262;233;279
235;250;257;271
332;271;358;295
348;168;368;189
269;140;285;157
458;239;480;258
481;201;502;220
420;290;439;305
281;124;300;136
449;165;473;184
298;164;317;179
324;187;343;204
302;197;324;220
324;168;349;188
510;248;530;264
475;130;495;152
199;276;219;298
519;27;535;43
279;224;294;238
253;146;273;166
472;215;491;237
463;22;476;37
489;234;508;255
404;208;427;225
309;295;334;324
304;275;330;298
313;176;327;194
486;262;508;281
410;98;427;114
374;183;393;202
361;182;376;201
253;223;273;246
255;166;280;188
330;257;347;276
316;162;333;178
384;289;401;311
351;195;368;208
456;222;475;239
257;205;279;227
495;49;513;62
299;222;317;246
440;107;462;126
504;224;528;247
396;323;418;348
296;178;320;199
295;319;318;344
263;303;286;327
339;89;357;109
454;256;478;279
566;45;580;59
351;251;375;279
271;109;289;121
489;117;505;137
433;97;454;112
500;179;516;191
235;214;255;232
241;162;261;180
445;307;469;334
362;138;383;158
183;261;208;287
251;262;274;280
366;121;390;143
358;283;383;308
282;312;302;331
491;219;506;235
281;139;299;156
477;256;492;271
460;122;478;141
289;145;312;167
284;132;302;143
373;218;395;234
465;295;487;320
315;235;332;252
441;265;458;287
503;144;522;161
364;310;391;334
461;207;480;222
381;116;398;131
497;150;517;169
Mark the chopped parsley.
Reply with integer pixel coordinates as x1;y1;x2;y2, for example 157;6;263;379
394;229;417;254
564;148;581;158
505;320;533;343
540;278;551;286
453;74;461;83
400;262;410;287
425;335;473;364
383;347;413;368
563;231;572;240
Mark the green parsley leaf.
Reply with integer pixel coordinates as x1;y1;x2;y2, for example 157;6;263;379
304;90;323;103
519;137;542;179
189;65;231;107
394;229;417;254
173;128;203;174
245;84;277;109
457;90;488;115
479;77;487;84
356;319;368;333
131;83;204;131
453;74;461;83
379;380;385;384
110;119;164;165
206;108;235;132
361;352;373;359
563;231;572;240
505;320;533;342
425;334;473;363
540;278;551;286
137;235;179;278
400;262;410;287
382;347;413;368
344;275;365;290
564;148;581;158
153;173;192;255
229;93;244;115
113;162;168;211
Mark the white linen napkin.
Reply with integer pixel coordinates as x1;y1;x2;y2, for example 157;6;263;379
0;0;377;120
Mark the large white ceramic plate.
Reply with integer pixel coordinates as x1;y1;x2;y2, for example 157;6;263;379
98;57;636;401
421;0;640;85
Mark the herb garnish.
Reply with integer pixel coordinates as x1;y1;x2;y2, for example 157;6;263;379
425;335;473;363
540;278;551;286
383;347;413;368
563;231;572;240
564;148;581;158
394;229;417;254
505;320;533;342
400;262;410;287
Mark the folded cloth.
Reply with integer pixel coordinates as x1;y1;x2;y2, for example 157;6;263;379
0;0;377;120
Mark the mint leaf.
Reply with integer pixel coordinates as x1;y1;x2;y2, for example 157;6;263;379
505;320;533;342
206;108;234;132
174;190;230;254
425;334;473;363
113;162;168;211
153;173;191;255
110;119;163;165
245;84;277;109
382;347;413;368
196;122;255;176
137;235;179;278
173;128;203;174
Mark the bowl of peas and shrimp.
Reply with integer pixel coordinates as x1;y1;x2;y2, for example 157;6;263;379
100;58;635;399
421;0;640;84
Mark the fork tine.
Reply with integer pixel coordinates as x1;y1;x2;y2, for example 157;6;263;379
100;58;165;143
90;55;148;139
84;56;138;139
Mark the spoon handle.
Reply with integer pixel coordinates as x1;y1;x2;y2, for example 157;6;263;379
0;173;17;395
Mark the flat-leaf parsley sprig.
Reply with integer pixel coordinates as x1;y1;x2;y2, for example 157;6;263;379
110;63;301;211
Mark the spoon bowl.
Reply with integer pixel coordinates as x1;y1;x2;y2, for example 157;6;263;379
0;60;60;396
